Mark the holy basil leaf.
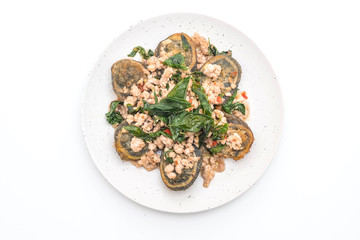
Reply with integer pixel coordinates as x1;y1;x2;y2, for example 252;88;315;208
167;77;189;99
192;83;212;116
181;34;190;51
127;104;142;114
147;49;154;57
190;71;205;82
163;53;188;70
105;101;123;125
208;43;219;56
209;144;226;154
106;112;123;125
165;150;174;163
143;98;191;117
222;89;246;115
154;89;158;104
154;115;169;125
231;102;245;115
167;114;186;142
220;50;232;56
212;123;228;140
168;111;213;145
170;70;182;83
208;39;232;57
169;111;214;133
144;77;190;117
128;46;154;59
191;106;201;113
123;125;169;142
191;71;205;77
199;123;212;148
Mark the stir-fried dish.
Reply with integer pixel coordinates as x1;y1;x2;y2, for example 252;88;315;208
106;33;254;191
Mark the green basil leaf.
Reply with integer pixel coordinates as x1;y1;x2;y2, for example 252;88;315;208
143;98;191;117
199;123;212;147
190;71;204;82
208;39;232;57
209;144;226;154
106;112;123;125
208;43;219;56
123;125;170;142
127;104;142;114
192;106;201;113
222;89;245;115
165;150;174;163
181;34;190;51
170;70;182;83
163;53;188;70
232;102;246;115
167;77;189;99
154;116;169;125
105;101;123;125
128;46;154;59
169;111;214;133
212;123;228;140
166;83;170;90
154;89;158;104
147;49;154;57
192;83;212;116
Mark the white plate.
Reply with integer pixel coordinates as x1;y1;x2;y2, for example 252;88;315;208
81;13;283;213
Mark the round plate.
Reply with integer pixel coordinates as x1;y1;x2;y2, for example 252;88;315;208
81;13;283;213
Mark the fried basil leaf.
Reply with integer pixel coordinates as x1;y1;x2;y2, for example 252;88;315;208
154;89;159;104
190;71;204;82
143;98;191;117
181;34;190;51
222;89;246;115
209;144;226;154
167;77;189;99
212;123;228;140
208;39;232;57
192;83;212;117
163;53;188;70
169;111;214;132
123;125;170;142
169;111;214;145
105;101;123;125
165;150;174;163
128;46;154;59
127;104;143;114
143;77;191;117
170;70;182;83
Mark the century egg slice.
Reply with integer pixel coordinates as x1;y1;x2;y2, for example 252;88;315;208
155;33;197;71
159;144;202;191
111;59;147;101
114;121;149;161
216;113;254;160
200;55;242;101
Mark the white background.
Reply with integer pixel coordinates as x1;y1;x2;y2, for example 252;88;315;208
0;0;359;239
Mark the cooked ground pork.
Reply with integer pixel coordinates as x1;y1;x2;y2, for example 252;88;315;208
226;132;243;150
130;137;145;152
192;33;211;69
164;152;200;178
112;32;250;187
136;150;161;171
201;155;225;187
203;64;222;79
